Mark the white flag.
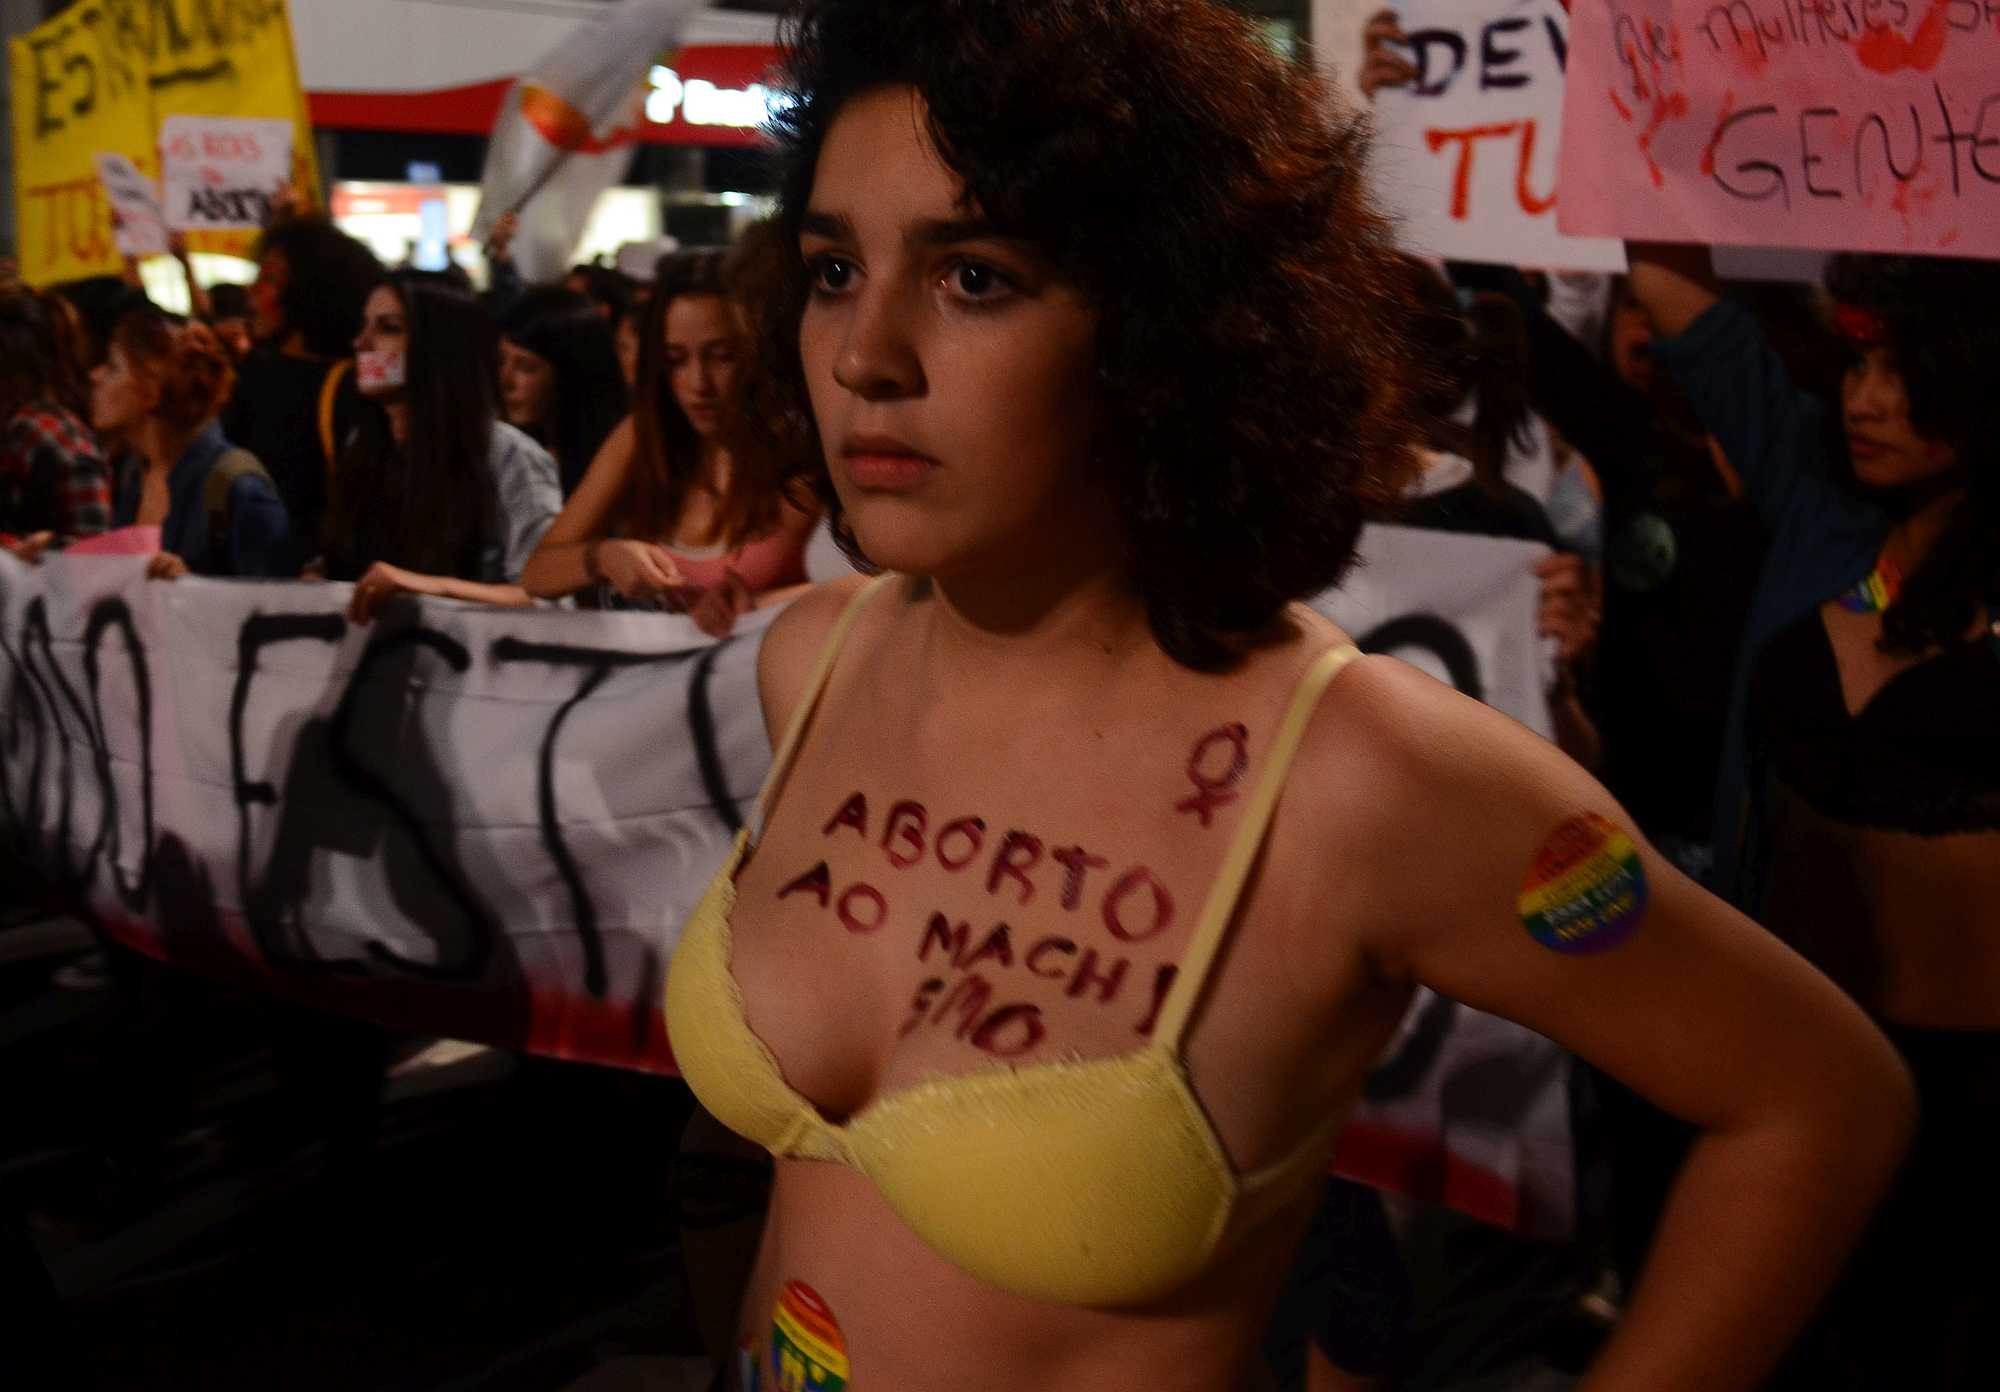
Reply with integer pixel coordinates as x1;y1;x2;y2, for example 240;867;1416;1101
474;0;703;283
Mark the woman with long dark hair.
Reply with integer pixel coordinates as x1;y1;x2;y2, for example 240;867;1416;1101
328;273;561;622
223;216;383;569
521;242;817;637
1630;244;2000;1390
657;4;1909;1391
1;286;110;554
497;288;627;497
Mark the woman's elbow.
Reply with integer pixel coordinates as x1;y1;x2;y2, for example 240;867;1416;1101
1784;1024;1917;1193
519;552;562;599
1857;1038;1918;1179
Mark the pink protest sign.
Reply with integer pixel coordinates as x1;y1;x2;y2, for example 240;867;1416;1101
1557;0;2000;256
66;526;161;558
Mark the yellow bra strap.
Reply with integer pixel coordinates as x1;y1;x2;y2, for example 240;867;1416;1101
751;574;897;834
1151;643;1365;1051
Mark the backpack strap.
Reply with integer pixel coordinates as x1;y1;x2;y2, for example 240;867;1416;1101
317;359;352;479
204;449;271;575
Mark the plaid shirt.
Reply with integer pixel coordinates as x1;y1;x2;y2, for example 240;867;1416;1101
0;399;111;542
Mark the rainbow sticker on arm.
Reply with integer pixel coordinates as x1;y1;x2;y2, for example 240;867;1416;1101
1517;813;1649;956
769;1280;850;1392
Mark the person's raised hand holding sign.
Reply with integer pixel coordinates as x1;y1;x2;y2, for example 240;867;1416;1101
1357;9;1416;99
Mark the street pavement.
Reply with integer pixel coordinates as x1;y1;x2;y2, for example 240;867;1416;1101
1;875;713;1392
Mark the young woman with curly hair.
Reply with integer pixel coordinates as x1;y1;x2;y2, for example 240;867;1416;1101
95;307;289;579
1629;245;2000;1390
662;4;1912;1390
522;244;817;637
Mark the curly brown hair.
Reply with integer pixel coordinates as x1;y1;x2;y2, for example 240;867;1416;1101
735;0;1415;670
111;308;235;436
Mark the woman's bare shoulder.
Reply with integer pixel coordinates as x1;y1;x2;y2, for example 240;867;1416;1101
1284;646;1641;966
1294;647;1566;831
755;573;880;748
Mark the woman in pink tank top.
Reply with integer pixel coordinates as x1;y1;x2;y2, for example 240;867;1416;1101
521;236;818;635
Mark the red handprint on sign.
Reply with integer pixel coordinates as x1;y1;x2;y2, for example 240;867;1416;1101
1606;2;1692;186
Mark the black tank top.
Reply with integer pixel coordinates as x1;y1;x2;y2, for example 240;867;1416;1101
1751;609;2000;836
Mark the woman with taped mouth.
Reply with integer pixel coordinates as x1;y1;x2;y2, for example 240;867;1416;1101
324;272;562;624
1627;245;2000;1389
662;4;1911;1389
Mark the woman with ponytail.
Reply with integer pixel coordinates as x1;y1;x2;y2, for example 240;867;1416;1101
1629;244;2000;1389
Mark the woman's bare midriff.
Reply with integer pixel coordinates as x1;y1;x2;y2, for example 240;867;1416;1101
731;1158;1309;1392
1764;783;2000;1028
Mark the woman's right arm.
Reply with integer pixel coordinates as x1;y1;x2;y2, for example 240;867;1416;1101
1624;242;1722;338
519;417;679;599
1625;243;1835;528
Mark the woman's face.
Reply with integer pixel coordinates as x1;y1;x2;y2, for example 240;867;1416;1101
211;316;254;363
616;310;643;389
251;249;289;341
1609;300;1655;393
797;85;1100;577
353;285;409;401
1842;345;1958;489
499;337;556;429
89;343;156;436
665;293;740;440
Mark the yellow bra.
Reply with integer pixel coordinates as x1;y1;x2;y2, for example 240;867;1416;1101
666;577;1364;1308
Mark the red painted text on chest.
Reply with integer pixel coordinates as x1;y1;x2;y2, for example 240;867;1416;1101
767;792;1190;1059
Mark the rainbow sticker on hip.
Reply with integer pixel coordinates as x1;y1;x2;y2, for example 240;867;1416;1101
769;1280;849;1392
1518;813;1649;955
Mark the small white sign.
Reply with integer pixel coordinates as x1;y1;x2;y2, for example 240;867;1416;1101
159;115;295;232
94;153;170;258
1366;0;1625;272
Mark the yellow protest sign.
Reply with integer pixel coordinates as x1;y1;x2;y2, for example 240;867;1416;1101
8;0;320;286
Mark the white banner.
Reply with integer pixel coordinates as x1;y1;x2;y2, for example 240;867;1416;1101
1311;523;1554;741
1355;0;1626;273
1;528;1573;1236
1313;526;1575;1237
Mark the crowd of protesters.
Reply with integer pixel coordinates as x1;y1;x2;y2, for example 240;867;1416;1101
2;6;1997;1387
1;191;816;636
